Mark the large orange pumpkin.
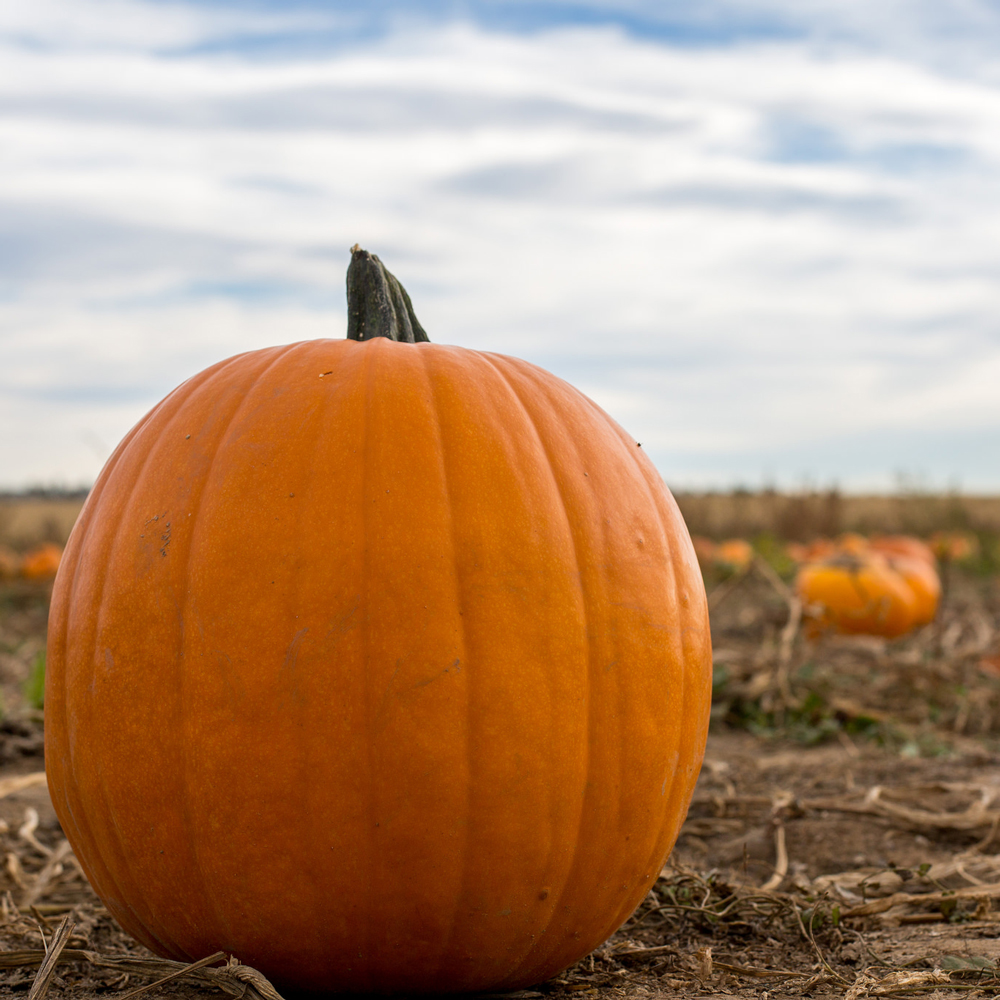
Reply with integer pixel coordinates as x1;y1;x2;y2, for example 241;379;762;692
46;249;712;995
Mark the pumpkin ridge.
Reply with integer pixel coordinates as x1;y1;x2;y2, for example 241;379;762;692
73;380;227;957
489;356;710;981
359;338;381;990
474;353;594;986
300;341;355;976
414;344;474;988
57;356;247;960
50;434;141;949
488;354;651;982
603;437;697;937
174;344;308;957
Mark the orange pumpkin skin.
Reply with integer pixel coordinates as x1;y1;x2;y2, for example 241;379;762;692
45;338;712;995
884;555;940;627
869;535;935;567
796;554;918;638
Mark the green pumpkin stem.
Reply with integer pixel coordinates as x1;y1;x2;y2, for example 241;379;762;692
346;245;430;343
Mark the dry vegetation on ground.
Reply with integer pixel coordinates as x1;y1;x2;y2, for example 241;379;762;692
2;497;1000;999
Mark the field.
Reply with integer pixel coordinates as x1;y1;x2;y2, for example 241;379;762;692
1;494;1000;998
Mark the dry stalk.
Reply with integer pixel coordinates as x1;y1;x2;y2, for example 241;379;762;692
0;946;287;999
698;780;1000;836
22;840;74;909
25;913;74;1000
712;960;808;979
116;950;227;1000
790;898;848;985
853;968;965;998
761;793;793;892
750;555;803;709
841;881;1000;919
708;568;751;612
0;773;46;800
18;808;52;858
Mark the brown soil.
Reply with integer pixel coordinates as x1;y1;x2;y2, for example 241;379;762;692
3;567;1000;999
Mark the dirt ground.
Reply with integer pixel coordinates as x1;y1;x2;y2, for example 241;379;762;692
3;562;1000;999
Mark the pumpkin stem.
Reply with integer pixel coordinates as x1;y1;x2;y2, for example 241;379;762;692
346;245;430;343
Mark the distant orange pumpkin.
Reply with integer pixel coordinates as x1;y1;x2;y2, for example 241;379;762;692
20;543;62;580
869;535;935;567
714;538;753;571
836;533;870;557
885;555;940;626
796;552;919;639
795;538;837;563
930;531;978;562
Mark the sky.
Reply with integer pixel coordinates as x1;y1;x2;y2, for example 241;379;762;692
4;0;1000;493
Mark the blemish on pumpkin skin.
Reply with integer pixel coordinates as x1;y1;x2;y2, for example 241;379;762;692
279;628;310;706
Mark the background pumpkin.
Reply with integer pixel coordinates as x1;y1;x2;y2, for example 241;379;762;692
881;555;940;627
796;552;919;638
930;531;978;562
20;542;62;580
713;538;753;572
869;535;936;566
45;250;712;995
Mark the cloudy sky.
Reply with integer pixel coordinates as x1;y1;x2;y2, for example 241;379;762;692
4;0;1000;493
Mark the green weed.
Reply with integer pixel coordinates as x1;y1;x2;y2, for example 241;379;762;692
24;650;45;710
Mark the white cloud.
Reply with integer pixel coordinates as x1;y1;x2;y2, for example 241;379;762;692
2;10;1000;490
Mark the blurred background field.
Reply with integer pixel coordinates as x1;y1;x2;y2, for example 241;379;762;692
678;490;1000;546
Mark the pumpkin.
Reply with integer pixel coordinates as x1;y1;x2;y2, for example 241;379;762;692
787;538;836;564
46;248;712;996
869;535;935;567
836;532;870;557
784;541;809;564
713;538;753;572
20;542;62;580
884;555;940;627
796;551;919;638
930;531;978;562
